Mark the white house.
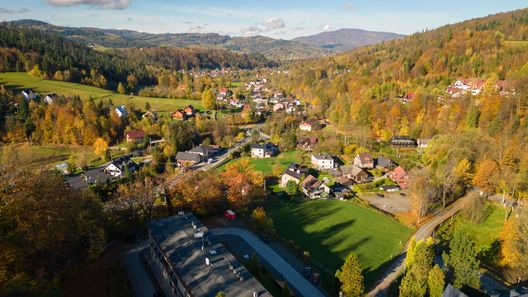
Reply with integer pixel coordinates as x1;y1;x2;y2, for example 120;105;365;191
21;89;37;101
104;157;138;177
281;163;309;188
44;93;58;104
250;143;276;158
311;153;335;170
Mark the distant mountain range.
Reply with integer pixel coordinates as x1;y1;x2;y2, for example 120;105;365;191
292;28;405;51
7;20;404;60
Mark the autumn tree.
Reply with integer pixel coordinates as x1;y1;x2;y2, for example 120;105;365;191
499;208;528;281
169;171;223;216
0;163;105;295
220;160;264;211
335;252;364;297
251;207;274;233
202;88;216;110
117;82;126;94
473;157;499;194
442;231;480;289
93;137;109;161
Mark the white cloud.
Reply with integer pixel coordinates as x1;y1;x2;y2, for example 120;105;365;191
321;24;331;31
240;25;261;35
240;17;285;36
46;0;131;10
263;17;285;30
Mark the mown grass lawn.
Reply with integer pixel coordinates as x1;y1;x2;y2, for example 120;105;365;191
0;72;202;114
266;199;413;290
217;150;309;175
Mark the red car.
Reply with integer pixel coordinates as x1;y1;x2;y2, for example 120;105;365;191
224;210;237;221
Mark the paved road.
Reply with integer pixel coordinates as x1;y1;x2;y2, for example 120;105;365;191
366;192;474;297
122;240;158;297
211;227;326;297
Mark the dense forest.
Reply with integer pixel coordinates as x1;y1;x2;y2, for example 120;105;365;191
120;47;276;71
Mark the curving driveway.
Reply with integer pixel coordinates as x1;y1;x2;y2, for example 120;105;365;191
211;227;326;297
366;192;474;297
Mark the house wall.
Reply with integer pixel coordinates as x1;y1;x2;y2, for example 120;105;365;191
281;174;299;188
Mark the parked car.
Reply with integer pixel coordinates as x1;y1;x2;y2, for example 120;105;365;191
224;209;237;221
207;158;214;164
399;192;406;196
311;272;320;284
376;193;384;198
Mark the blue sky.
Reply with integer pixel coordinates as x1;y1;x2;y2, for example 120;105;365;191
0;1;527;39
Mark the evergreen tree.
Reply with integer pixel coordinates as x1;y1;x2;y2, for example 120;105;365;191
399;238;434;297
335;252;364;297
428;265;446;297
443;231;480;289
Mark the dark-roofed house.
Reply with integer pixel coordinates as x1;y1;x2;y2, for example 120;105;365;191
298;137;318;151
354;152;374;169
104;156;138;177
171;109;186;120
147;213;270;297
176;152;201;167
391;136;416;147
126;130;145;143
188;144;215;160
311;153;335;170
115;105;128;118
250;143;277;158
341;165;369;183
335;176;355;189
281;163;309;188
21;89;37;100
375;156;394;170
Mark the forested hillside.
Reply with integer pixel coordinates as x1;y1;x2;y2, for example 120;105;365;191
0;23;154;87
0;23;274;92
8;20;328;60
273;8;528;137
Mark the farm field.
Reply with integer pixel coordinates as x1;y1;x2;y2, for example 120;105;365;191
0;72;202;114
217;150;309;175
266;199;413;290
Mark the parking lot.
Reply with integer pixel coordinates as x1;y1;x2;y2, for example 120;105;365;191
361;191;412;214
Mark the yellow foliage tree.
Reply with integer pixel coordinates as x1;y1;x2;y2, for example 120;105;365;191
93;137;109;161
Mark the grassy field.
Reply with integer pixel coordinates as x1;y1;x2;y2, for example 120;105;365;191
217;150;309;175
0;72;202;114
452;204;505;253
266;199;413;290
0;143;97;169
